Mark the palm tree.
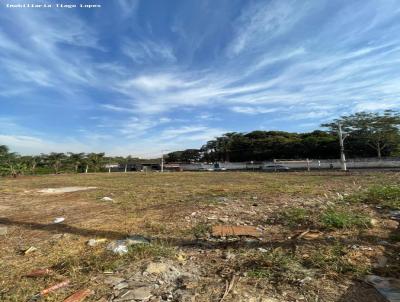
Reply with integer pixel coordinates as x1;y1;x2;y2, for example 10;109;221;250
68;152;85;173
0;151;26;178
87;152;105;172
46;153;66;174
21;155;41;174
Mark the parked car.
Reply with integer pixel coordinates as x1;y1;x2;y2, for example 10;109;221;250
262;164;290;171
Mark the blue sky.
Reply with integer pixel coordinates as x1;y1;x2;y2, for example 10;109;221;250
1;0;400;157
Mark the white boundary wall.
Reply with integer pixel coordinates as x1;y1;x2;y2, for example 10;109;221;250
180;157;400;170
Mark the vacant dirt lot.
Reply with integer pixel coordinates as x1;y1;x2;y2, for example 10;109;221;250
0;171;399;302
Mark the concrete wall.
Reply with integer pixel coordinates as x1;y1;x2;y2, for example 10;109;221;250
180;158;400;170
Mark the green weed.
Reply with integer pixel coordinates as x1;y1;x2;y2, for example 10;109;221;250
320;207;371;229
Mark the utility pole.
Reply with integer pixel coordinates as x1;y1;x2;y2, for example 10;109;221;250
338;123;348;171
161;152;164;173
161;150;169;173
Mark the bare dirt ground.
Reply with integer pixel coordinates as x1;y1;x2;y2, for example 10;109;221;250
0;171;399;302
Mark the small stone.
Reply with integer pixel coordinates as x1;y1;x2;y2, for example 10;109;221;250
104;276;125;286
126;235;150;246
145;262;169;274
370;218;379;226
385;220;399;230
0;226;8;236
374;255;388;268
87;238;107;246
114;282;129;290
116;287;152;301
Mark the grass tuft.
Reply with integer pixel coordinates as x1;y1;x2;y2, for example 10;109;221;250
246;248;306;282
191;223;211;239
279;208;312;228
302;242;370;276
320;207;371;229
346;185;400;209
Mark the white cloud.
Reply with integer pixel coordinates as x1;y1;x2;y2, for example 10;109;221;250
122;39;176;64
231;106;280;115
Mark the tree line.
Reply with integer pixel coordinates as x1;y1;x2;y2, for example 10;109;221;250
1;110;399;177
167;110;400;162
0;150;153;177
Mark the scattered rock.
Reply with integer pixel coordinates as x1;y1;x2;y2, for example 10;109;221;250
145;262;169;275
104;276;126;286
87;238;107;247
51;233;71;240
0;225;8;236
384;220;399;230
115;287;152;301
114;282;129;290
374;256;388;268
126;235;150;246
216;197;229;203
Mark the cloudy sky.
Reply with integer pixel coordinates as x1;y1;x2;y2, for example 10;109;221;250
1;0;400;157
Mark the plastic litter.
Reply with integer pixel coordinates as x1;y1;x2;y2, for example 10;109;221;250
24;246;38;255
100;197;113;201
107;235;150;255
53;217;65;224
25;268;54;278
107;241;129;255
63;289;93;302
389;210;400;221
29;280;70;301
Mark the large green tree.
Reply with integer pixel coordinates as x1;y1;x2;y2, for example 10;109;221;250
322;110;400;158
